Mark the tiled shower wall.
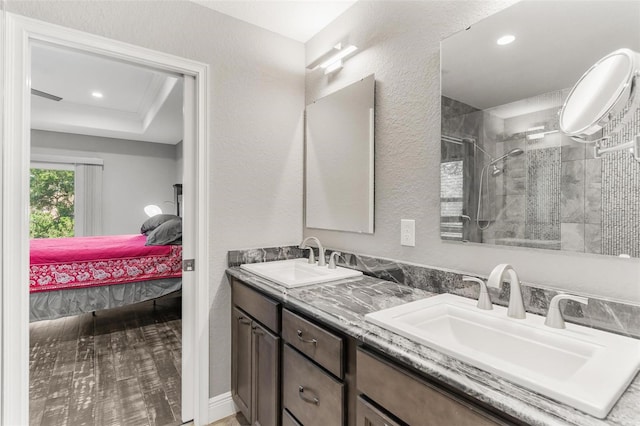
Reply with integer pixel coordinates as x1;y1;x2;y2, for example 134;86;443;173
601;107;640;257
441;91;639;256
526;147;560;243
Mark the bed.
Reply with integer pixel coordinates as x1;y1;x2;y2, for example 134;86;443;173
29;234;182;322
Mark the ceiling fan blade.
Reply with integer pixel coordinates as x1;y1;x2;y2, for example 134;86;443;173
31;89;62;102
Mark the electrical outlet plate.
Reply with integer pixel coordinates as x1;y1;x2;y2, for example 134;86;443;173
401;219;415;246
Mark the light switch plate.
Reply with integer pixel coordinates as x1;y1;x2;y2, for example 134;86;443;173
401;219;415;246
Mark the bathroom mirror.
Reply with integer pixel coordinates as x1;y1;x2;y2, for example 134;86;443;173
440;0;640;257
305;74;375;233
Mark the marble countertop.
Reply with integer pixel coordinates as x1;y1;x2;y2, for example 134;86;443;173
226;267;640;426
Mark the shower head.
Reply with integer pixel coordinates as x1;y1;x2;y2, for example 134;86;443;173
490;148;524;165
490;165;504;177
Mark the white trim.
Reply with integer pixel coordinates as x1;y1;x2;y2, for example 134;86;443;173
30;161;75;171
2;13;210;425
31;153;104;166
2;12;32;426
208;392;239;423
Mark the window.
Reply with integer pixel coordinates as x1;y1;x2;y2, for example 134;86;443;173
30;155;103;238
30;163;75;238
440;160;464;240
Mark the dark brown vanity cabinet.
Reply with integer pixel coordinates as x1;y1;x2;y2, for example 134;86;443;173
356;349;515;426
231;276;516;426
356;396;402;426
281;308;350;426
231;280;281;426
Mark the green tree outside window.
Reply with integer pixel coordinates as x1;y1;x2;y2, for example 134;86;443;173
30;168;75;238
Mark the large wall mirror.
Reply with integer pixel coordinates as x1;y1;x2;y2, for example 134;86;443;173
440;0;640;258
306;74;375;233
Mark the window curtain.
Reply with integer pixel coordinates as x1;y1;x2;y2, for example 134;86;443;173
74;164;103;236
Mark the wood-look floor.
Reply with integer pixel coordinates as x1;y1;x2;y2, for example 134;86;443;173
208;413;250;426
29;295;182;426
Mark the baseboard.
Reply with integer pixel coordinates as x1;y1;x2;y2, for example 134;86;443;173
208;391;238;423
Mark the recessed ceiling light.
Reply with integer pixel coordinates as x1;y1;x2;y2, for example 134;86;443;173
496;35;516;46
91;91;103;99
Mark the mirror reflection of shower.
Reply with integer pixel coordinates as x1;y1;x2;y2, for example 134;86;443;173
477;145;523;230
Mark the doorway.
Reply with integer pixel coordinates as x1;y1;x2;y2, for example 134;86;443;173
29;41;185;425
2;13;210;425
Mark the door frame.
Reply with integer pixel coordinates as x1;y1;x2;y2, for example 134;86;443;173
1;13;210;425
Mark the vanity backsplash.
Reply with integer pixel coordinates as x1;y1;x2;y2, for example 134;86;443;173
228;246;640;339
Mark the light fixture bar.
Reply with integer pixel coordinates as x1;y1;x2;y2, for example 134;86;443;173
307;43;358;71
307;44;342;70
319;45;357;69
526;130;558;140
324;59;343;75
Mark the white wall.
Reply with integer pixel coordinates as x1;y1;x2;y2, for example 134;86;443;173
31;130;178;235
304;0;640;304
5;0;305;398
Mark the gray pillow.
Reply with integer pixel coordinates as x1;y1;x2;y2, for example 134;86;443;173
145;217;182;246
141;214;179;235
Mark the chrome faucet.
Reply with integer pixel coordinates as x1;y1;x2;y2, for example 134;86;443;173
486;264;525;319
299;236;326;267
462;276;493;310
544;293;588;329
328;251;342;269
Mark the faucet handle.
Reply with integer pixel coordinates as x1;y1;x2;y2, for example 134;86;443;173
544;293;589;329
300;246;315;264
328;252;342;269
463;276;493;310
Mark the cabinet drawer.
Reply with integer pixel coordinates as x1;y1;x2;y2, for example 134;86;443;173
283;344;344;426
357;349;508;426
282;409;302;426
357;396;403;426
282;308;344;378
232;279;280;333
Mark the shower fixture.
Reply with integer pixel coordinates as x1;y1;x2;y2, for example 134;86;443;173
477;147;525;230
441;135;525;230
489;148;524;165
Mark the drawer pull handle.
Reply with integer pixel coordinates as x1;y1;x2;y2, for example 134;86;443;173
298;386;319;405
296;330;317;345
252;327;264;335
238;317;251;325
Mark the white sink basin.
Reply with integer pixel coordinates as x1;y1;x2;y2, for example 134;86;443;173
240;258;362;288
365;293;640;418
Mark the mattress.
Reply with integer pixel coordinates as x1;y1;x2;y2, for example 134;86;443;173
30;234;182;293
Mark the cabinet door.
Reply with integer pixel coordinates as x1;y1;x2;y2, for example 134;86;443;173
252;322;281;426
232;307;253;422
357;396;402;426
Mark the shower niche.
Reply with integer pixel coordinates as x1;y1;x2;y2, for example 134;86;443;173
439;0;640;258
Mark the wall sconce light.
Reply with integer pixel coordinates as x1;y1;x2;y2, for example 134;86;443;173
307;43;358;75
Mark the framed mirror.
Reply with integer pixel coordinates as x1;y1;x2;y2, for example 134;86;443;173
440;0;640;257
306;74;375;233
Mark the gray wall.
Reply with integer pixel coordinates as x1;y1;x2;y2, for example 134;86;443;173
304;0;640;303
6;0;305;398
176;140;184;185
31;130;179;235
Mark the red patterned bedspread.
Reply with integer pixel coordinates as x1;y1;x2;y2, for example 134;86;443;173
30;234;182;293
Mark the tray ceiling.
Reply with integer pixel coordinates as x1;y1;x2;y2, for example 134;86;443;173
31;43;183;144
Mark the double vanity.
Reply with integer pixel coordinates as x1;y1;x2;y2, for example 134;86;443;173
227;245;640;426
